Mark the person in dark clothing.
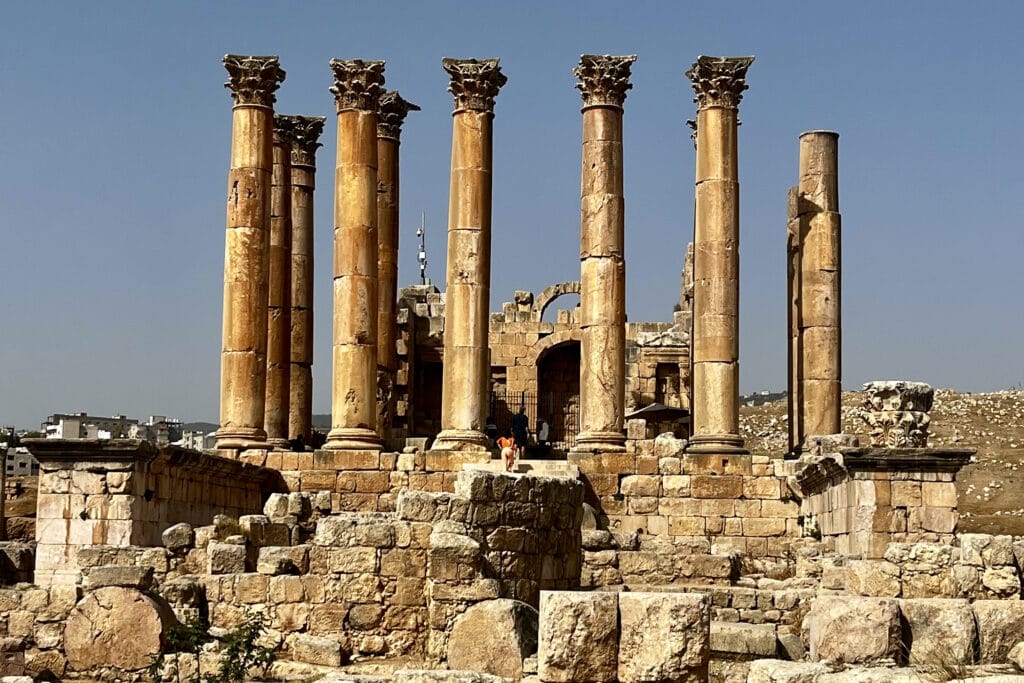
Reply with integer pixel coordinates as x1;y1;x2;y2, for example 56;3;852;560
511;406;529;461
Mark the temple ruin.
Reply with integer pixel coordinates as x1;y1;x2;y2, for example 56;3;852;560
4;51;1022;683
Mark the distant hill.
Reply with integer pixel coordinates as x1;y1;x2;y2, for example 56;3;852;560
313;414;331;429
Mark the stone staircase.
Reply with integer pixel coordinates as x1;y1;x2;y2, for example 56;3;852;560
463;459;580;478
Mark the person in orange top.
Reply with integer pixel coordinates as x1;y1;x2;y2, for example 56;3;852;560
496;432;516;472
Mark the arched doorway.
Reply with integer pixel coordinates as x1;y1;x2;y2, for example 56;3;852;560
537;340;580;453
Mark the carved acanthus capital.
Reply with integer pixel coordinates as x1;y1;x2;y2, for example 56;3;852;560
223;54;285;107
377;91;421;141
272;114;297;147
857;381;935;448
573;54;636;109
277;115;326;166
686;55;754;111
329;59;385;112
442;58;507;113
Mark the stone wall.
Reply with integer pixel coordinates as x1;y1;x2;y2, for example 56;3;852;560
575;434;803;563
26;439;277;586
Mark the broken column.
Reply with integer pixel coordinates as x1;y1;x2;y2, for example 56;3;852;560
264;115;294;449
283;115;326;445
432;58;506;451
684;55;753;456
324;59;385;452
796;131;842;443
572;54;635;454
216;55;285;450
376;91;420;437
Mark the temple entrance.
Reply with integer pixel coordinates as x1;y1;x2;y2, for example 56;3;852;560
537;340;581;454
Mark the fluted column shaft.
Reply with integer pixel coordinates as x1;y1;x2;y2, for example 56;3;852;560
264;118;293;448
325;59;385;451
573;54;635;454
686;56;753;455
285;117;325;445
434;58;506;451
216;55;284;450
376;93;419;437
797;131;841;440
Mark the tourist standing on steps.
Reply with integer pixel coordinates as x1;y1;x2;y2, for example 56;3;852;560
512;406;529;462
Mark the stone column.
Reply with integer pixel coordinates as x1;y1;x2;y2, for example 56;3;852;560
376;91;420;436
216;55;285;450
264;115;294;449
282;115;326;446
685;55;753;455
572;54;635;454
787;187;802;452
324;59;386;452
432;59;506;452
797;131;842;440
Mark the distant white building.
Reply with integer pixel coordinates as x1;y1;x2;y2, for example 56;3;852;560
43;412;137;439
5;447;38;477
181;430;216;451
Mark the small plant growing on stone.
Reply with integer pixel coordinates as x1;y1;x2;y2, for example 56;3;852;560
149;611;274;683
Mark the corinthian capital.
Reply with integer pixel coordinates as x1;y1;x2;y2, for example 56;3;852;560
442;58;507;113
377;91;421;141
573;54;637;109
272;114;296;146
223;54;285;107
329;59;385;112
278;115;327;167
685;55;754;111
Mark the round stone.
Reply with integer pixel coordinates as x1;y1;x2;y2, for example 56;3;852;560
64;586;168;671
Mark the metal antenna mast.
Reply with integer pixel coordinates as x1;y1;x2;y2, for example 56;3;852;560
416;212;428;285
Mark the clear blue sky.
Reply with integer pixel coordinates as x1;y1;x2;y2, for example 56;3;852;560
2;2;1022;429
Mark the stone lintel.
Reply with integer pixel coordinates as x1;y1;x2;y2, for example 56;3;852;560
377;90;421;141
685;55;754;111
795;447;975;497
223;54;285;107
329;59;385;112
573;54;637;109
278;115;326;167
442;57;507;113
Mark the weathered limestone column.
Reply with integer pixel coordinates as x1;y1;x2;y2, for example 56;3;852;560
324;59;386;452
216;55;285;450
572;54;635;454
283;115;326;445
797;131;842;440
685;55;753;455
264;115;294;449
432;58;506;452
376;91;420;435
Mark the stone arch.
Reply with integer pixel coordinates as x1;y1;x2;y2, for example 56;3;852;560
533;281;580;322
526;328;582;367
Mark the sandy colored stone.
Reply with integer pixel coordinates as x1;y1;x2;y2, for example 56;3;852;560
617;592;709;682
447;599;538;679
809;595;901;664
747;660;830;683
538;591;618;682
900;598;976;666
845;560;901;597
975;600;1024;664
64;586;171;671
289;633;342;667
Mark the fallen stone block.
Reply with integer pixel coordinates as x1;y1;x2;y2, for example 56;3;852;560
207;541;247;574
975;600;1024;664
256;545;309;575
447;599;538;679
161;522;194;552
64;586;174;672
710;622;777;657
287;633;342;667
538;591;618;683
845;559;901;597
899;598;976;666
83;565;154;591
618;592;710;683
809;595;901;664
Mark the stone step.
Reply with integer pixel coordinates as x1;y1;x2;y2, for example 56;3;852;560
710;621;778;656
463;459;580;478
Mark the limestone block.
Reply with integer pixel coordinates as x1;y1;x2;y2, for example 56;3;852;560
710;622;777;656
618;592;709;682
809;596;901;664
207;541;247;574
982;567;1022;598
620;475;660;497
162;523;194;552
653;433;686;459
1009;641;1024;670
845;560;901;597
257;545;310;575
288;633;342;667
961;534;1016;567
83;565;154;591
393;671;506;683
64;586;172;672
447;599;538;679
691;475;742;499
538;591;618;682
427;532;480;581
899;598;975;666
975;600;1024;663
747;660;830;683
